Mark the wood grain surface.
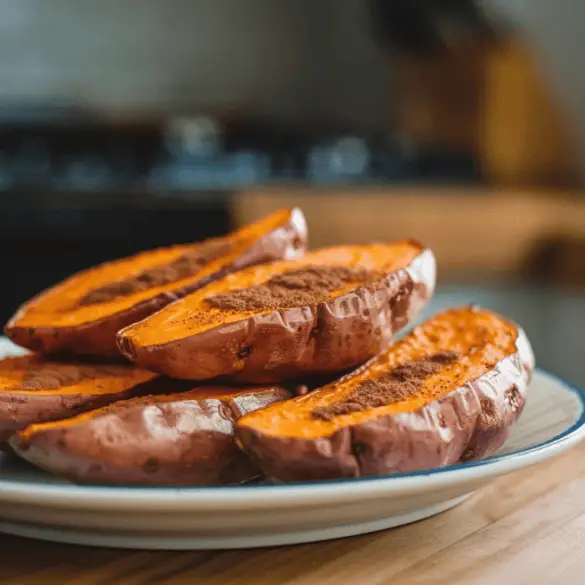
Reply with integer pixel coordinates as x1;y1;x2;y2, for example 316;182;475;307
1;441;585;585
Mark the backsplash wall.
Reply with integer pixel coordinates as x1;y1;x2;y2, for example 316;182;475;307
0;0;388;130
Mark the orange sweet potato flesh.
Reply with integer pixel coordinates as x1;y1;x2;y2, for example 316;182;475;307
117;241;436;383
0;355;177;443
10;385;292;486
5;208;307;358
236;307;535;481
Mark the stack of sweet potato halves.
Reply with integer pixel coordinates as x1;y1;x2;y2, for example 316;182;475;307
1;208;534;485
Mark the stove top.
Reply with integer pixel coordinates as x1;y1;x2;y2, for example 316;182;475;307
0;113;480;197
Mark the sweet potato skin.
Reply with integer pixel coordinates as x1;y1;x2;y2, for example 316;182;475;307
236;329;534;482
5;208;307;358
118;247;436;383
7;302;169;361
0;375;176;444
10;387;291;486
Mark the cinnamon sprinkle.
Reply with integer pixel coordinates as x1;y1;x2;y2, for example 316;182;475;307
79;239;231;306
206;265;374;311
312;351;459;421
15;363;134;391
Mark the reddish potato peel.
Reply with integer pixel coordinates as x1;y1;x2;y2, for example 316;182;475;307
5;208;307;358
0;355;171;443
117;241;435;383
11;386;291;486
236;307;535;482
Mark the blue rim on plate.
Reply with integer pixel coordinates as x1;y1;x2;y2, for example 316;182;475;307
0;368;583;496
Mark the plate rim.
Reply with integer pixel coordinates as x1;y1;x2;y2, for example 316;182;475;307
0;368;584;508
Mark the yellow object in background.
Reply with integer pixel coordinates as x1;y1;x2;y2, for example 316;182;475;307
392;40;578;188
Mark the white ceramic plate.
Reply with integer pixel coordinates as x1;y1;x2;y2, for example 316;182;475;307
0;338;584;550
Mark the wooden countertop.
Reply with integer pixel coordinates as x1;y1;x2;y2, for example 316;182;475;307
232;187;585;279
2;441;585;584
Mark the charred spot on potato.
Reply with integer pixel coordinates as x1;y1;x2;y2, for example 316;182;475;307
480;398;496;418
506;385;522;411
15;440;30;452
142;457;160;474
9;395;28;404
292;233;304;250
103;432;118;446
352;441;368;455
237;346;253;360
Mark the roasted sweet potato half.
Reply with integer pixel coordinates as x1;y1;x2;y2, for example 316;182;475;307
0;355;173;443
117;241;435;383
236;306;535;482
11;385;291;486
5;208;307;358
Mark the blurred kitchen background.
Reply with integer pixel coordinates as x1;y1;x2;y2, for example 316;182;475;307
1;0;585;381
